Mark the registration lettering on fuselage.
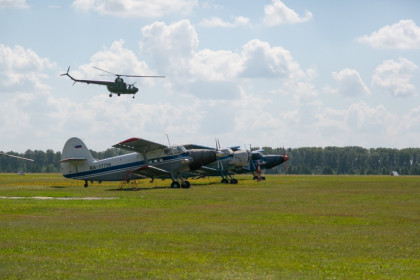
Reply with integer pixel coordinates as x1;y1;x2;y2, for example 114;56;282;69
90;163;112;171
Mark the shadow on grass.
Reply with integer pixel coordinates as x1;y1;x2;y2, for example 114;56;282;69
107;186;170;192
50;186;68;189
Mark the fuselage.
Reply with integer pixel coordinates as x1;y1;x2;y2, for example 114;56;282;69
62;149;191;182
205;150;248;171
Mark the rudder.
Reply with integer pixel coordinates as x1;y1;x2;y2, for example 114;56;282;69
61;137;95;163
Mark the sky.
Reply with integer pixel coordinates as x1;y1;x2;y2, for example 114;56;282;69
1;0;420;153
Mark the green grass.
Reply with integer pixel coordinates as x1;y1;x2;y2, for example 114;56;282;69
0;174;419;279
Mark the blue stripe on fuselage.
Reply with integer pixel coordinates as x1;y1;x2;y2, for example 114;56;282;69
63;153;189;180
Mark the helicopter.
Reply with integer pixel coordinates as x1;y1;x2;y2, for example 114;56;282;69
61;66;164;98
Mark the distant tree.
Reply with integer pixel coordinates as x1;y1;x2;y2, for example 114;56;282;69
1;146;420;175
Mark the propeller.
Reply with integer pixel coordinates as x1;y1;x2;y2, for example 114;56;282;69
216;139;224;171
256;161;262;181
282;146;289;173
246;144;261;181
92;66;165;78
245;144;257;172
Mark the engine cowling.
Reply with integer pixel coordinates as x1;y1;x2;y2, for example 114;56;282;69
188;149;217;170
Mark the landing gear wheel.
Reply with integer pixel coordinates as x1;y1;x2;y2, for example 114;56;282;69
109;94;112;97
221;178;229;184
230;178;238;184
84;180;88;188
117;93;121;96
181;181;191;189
171;181;180;188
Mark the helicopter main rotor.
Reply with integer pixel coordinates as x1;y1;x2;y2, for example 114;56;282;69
92;66;165;78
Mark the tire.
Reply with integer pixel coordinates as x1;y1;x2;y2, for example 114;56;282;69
181;181;191;189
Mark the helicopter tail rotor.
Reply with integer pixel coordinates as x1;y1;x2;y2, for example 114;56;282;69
60;66;70;77
60;66;76;85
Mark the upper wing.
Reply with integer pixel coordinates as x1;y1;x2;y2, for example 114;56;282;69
113;137;167;153
0;152;34;162
183;144;214;150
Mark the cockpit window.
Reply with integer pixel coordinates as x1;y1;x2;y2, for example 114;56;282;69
164;146;186;155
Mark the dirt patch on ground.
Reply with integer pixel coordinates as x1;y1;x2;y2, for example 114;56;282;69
0;196;119;200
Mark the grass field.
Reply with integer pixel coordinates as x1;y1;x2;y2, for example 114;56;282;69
0;174;419;279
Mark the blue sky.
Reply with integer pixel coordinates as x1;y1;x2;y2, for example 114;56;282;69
1;0;419;153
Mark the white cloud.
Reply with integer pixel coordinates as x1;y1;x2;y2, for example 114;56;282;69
372;58;418;97
139;21;309;100
279;80;318;105
140;20;199;76
240;39;304;79
0;0;28;9
140;21;306;81
263;0;312;26
190;49;242;80
357;19;420;50
0;44;55;90
198;16;250;28
404;105;420;132
315;101;400;146
329;68;370;97
71;0;197;18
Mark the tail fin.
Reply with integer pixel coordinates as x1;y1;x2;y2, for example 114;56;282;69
61;137;95;163
61;137;95;178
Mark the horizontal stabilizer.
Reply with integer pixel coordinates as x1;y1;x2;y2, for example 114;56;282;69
59;157;87;163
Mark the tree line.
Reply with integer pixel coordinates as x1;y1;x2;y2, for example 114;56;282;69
0;149;127;173
1;147;420;175
263;146;420;175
